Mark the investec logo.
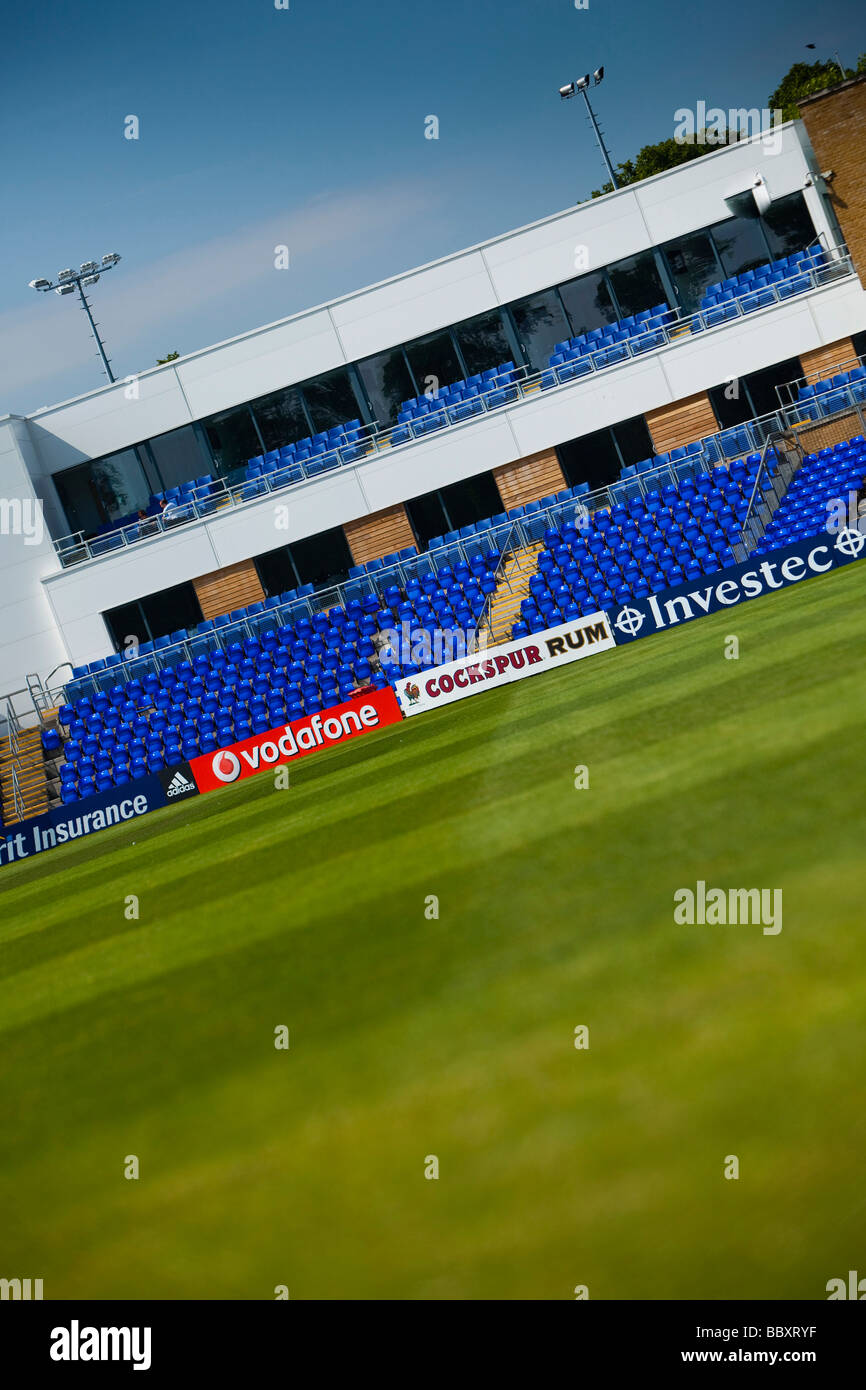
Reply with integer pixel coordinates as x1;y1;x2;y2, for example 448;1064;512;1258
614;533;863;638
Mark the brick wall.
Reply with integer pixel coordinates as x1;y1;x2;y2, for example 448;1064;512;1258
193;559;265;619
645;391;718;453
343;503;416;564
493;448;567;510
799;75;866;279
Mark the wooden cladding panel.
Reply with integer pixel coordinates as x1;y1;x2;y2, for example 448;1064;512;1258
799;338;858;384
193;559;265;620
645;392;718;454
493;449;567;511
343;504;416;564
793;409;864;454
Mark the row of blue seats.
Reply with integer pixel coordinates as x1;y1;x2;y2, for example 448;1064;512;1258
794;365;866;420
755;436;866;555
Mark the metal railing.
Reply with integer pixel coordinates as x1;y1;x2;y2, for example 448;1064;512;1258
2;697;26;822
51;245;855;569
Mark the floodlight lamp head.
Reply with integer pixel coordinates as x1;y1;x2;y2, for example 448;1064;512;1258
29;278;51;291
593;66;604;85
559;83;575;100
575;74;590;90
82;274;100;286
57;268;74;281
102;252;121;265
80;260;98;274
55;284;76;295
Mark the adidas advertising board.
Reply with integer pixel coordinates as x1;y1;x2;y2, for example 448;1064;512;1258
609;530;866;646
0;775;169;870
157;762;200;803
190;687;403;793
393;612;615;717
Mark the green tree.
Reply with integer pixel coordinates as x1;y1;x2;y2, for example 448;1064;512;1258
768;58;856;122
156;351;180;364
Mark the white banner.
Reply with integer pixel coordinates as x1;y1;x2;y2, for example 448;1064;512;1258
392;612;615;716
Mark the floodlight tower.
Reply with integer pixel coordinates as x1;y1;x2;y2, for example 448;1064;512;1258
28;253;122;383
559;66;619;191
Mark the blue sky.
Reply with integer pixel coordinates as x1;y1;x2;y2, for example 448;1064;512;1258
0;0;861;414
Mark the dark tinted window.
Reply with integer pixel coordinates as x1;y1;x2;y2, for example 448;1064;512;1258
203;406;261;474
711;197;770;277
709;380;752;429
405;490;450;548
607;253;667;317
302;369;361;432
147;425;211;491
612;415;654;468
438;472;503;529
54;449;152;535
104;602;148;653
252;384;311;451
743;357;802;417
289;526;353;588
256;546;299;597
140;583;203;640
356;348;416;426
557;271;618;337
404;331;463;395
453;310;514;377
762;192;816;259
558;428;621;491
510;290;572;371
663;231;721;312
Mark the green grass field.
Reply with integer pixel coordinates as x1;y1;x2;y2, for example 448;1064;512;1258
2;563;865;1300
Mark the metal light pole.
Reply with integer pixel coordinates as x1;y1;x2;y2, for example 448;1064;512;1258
560;67;619;191
29;254;122;384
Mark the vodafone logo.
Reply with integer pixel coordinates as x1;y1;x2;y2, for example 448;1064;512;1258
212;750;241;783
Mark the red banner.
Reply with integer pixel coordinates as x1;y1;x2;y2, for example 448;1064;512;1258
189;688;403;793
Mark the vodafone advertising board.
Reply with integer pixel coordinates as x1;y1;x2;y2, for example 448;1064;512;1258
393;612;615;716
190;688;403;792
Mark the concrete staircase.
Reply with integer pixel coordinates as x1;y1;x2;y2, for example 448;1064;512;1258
1;726;50;825
482;541;543;646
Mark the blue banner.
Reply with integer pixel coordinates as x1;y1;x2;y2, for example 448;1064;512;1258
0;775;169;870
608;529;866;644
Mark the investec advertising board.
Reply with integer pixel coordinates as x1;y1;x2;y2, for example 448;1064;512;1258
608;528;866;645
190;687;402;791
393;612;615;716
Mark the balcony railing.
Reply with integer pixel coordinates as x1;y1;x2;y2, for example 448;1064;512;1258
51;245;856;569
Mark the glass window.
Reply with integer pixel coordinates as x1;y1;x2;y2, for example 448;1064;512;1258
607;253;667;318
405;491;450;548
301;369;361;433
140;582;203;641
662;231;721;313
710;197;770;278
709;381;752;429
53;462;108;537
252;384;311;452
612;415;654;468
557;271;618;337
404;331;463;396
288;526;353;588
147;425;211;491
54;449;152;536
453;310;514;378
557;428;621;491
438;472;503;530
510;290;572;371
744;357;802;418
256;546;299;598
761;192;817;259
203;406;261;474
356;349;416;427
104;602;148;654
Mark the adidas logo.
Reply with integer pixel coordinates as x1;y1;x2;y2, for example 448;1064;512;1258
166;771;196;798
